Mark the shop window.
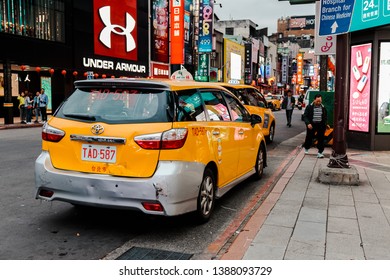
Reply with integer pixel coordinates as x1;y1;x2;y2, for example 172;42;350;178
0;0;65;42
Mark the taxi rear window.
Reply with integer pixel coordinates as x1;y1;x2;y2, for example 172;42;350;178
56;88;173;124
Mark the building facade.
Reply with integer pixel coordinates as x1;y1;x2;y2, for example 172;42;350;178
0;0;153;124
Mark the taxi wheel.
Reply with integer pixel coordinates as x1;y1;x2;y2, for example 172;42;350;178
266;124;275;143
196;168;215;223
254;145;265;180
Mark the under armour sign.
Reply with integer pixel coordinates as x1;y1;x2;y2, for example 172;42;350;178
94;0;138;61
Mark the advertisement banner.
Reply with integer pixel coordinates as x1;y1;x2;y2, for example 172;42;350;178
348;43;372;133
94;0;138;61
289;16;315;30
281;55;288;84
198;0;213;53
151;0;169;63
77;0;149;77
297;53;304;85
184;6;193;64
266;64;271;79
170;0;184;64
197;53;210;82
377;42;390;133
224;39;245;83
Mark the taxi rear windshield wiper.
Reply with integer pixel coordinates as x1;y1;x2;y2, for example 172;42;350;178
63;113;96;121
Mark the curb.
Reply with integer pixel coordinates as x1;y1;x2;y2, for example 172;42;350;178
0;123;43;130
208;145;305;260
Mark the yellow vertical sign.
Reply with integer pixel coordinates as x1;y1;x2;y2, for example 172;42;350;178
297;53;304;85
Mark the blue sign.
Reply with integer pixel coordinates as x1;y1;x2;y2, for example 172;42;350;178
319;0;390;36
350;0;390;32
198;0;213;52
319;0;355;36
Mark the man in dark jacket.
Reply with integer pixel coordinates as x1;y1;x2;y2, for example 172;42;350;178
281;89;295;127
302;93;328;158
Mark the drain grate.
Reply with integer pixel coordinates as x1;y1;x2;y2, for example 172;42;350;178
116;247;193;260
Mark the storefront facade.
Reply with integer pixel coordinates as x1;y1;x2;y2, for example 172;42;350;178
0;0;149;123
347;25;390;150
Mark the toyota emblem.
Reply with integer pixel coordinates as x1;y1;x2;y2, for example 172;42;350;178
91;124;104;135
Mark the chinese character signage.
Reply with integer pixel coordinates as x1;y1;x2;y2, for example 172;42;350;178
197;53;209;82
170;0;184;64
315;1;336;55
281;55;288;84
198;0;213;53
348;43;372;133
151;62;169;78
297;53;304;85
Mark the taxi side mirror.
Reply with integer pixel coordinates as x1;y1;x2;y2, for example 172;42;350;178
251;114;262;127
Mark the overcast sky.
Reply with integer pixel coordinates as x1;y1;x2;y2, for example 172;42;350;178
213;0;316;35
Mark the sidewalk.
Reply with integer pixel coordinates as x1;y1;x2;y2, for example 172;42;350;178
220;144;390;260
0;117;43;130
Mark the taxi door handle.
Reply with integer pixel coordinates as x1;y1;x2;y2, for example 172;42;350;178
212;129;220;136
238;129;244;135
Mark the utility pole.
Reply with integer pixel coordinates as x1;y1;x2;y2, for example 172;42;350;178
319;55;327;91
327;33;350;168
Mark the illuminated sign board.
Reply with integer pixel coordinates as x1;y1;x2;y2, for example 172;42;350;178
348;43;372;133
198;0;213;52
170;0;185;64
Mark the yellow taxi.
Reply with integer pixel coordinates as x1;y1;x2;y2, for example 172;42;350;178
265;94;282;111
208;83;276;143
34;78;267;222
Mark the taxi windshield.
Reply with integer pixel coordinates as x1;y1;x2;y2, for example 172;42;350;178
56;88;173;124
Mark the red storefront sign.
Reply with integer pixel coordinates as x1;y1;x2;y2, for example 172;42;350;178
170;0;184;64
151;62;170;78
93;0;138;61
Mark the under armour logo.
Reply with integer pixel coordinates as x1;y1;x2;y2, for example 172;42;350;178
98;6;136;52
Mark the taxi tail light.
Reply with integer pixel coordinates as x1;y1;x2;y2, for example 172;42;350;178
134;128;188;150
142;201;164;212
42;123;65;142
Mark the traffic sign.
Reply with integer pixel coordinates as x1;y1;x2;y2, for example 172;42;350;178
319;0;355;36
319;0;390;36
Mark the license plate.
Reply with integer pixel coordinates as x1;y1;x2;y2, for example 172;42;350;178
81;144;117;163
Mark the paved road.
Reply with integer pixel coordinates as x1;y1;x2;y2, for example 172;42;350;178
0;109;306;260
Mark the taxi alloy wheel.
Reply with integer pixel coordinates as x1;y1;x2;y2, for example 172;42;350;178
254;145;265;180
196;168;215;223
266;124;275;143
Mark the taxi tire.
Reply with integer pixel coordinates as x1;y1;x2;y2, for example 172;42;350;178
196;168;216;223
254;145;265;180
266;123;275;143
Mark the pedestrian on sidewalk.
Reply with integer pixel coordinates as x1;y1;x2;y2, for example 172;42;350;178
17;91;26;124
302;93;328;158
281;89;295;127
33;91;41;123
39;88;48;122
25;92;33;124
